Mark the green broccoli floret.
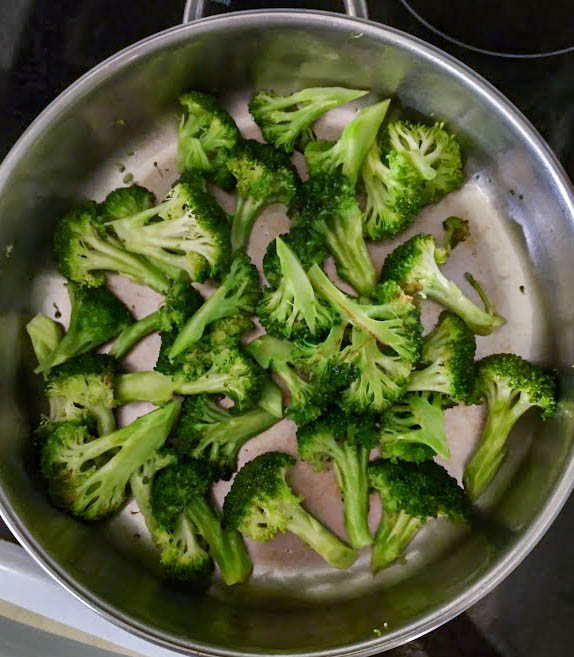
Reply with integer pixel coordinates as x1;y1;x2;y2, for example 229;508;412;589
442;216;470;255
177;91;240;190
109;275;203;359
308;266;422;363
206;314;255;347
152;460;252;586
304;99;390;183
40;401;180;521
35;283;133;374
53;201;170;293
258;237;335;341
249;87;368;153
26;313;64;373
246;335;327;425
168;252;260;359
175;395;280;480
129;448;213;583
369;458;469;572
45;353;118;436
339;327;414;415
380;233;505;335
116;345;263;411
290;173;377;295
227;140;300;252
107;178;231;283
380;391;449;462
99;184;155;220
407;311;476;404
387;121;463;203
262;227;328;288
361;143;426;240
224;452;357;569
464;354;558;500
298;410;377;549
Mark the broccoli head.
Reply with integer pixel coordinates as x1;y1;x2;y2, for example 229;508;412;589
249;87;368;153
464;353;558;500
224;452;357;569
99;184;155;221
369;458;469;572
381;233;505;335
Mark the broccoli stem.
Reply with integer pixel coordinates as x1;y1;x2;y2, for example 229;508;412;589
116;371;176;406
109;310;161;359
90;402;117;436
26;313;64;373
258;379;284;418
332;444;372;549
425;274;504;336
186;497;252;585
371;510;422;573
286;504;357;569
406;361;450;395
231;196;265;252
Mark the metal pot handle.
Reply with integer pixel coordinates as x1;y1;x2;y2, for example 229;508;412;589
183;0;369;22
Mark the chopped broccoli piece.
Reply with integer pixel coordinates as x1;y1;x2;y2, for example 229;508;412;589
380;392;449;462
175;395;280;479
177;91;240;190
464;354;558;500
407;311;476;404
53;201;170;293
298;409;377;549
290;173;377;295
109;275;203;359
228;140;300;251
442;216;470;254
361;143;426;240
304;99;390;183
26;313;64;373
35;283;133;374
257;378;284;418
40;401;180;521
206;314;255;347
387;121;463;203
107;178;231;283
249;87;368;153
258;237;335;341
152;460;252;585
224;452;357;569
99;184;155;221
45;353;118;436
168;251;260;359
369;458;469;572
380;233;505;335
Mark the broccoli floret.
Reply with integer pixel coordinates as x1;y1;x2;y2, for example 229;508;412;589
290;173;377;295
45;353;118;436
308;266;422;362
108;178;231;283
339;327;414;415
35;283;133;374
224;452;357;569
152;460;252;586
175;395;280;479
380;233;505;335
168;252;260;359
407;311;476;404
26;313;64;373
361;143;426;240
380;391;449;462
298;410;377;549
228;140;300;252
99;184;155;220
463;354;558;500
53;201;170;293
369;458;469;572
40;401;180;520
258;237;335;341
246;335;327;425
109;275;203;359
442;216;470;254
304;99;390;183
207;314;255;347
117;345;263;411
387;121;463;203
177;91;240;190
249;87;368;153
262;227;328;288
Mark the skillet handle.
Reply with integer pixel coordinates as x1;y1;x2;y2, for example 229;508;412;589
182;0;369;22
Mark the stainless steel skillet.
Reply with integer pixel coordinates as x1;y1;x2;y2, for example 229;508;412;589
0;1;574;655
